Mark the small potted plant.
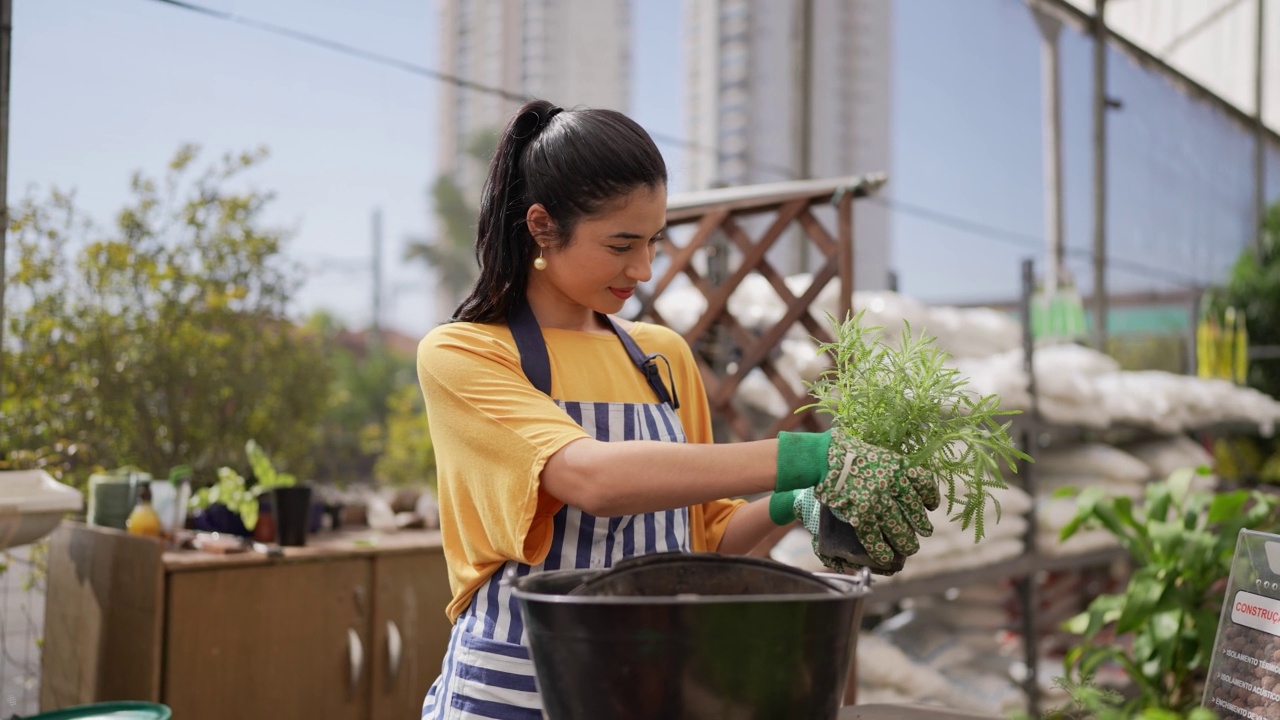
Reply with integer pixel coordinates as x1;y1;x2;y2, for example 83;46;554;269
189;440;300;540
244;440;312;546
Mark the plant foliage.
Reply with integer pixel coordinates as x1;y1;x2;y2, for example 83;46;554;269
802;312;1029;541
1;145;331;486
1059;468;1280;713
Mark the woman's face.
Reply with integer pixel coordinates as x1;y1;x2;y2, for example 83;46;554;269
526;184;667;330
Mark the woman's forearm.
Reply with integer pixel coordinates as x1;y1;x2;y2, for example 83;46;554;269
541;437;778;517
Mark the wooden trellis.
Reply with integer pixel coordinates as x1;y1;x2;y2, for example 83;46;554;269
638;175;885;441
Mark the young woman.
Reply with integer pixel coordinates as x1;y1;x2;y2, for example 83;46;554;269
417;100;937;719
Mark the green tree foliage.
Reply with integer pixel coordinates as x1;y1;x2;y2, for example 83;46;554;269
403;128;499;314
306;310;417;483
368;384;436;489
1221;201;1280;400
1210;201;1280;483
2;145;332;486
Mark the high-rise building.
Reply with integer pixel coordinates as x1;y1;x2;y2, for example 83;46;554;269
429;0;631;321
436;0;632;197
684;0;893;289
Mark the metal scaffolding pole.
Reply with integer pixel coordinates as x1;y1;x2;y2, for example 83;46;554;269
1092;0;1108;350
0;0;11;406
1032;2;1065;294
1255;0;1268;259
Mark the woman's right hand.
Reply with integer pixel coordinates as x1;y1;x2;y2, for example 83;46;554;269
770;429;940;566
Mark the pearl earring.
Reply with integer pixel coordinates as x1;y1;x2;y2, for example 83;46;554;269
533;246;547;271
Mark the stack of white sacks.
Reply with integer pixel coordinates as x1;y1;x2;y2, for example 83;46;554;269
665;272;1252;564
654;273;1280;435
955;345;1280;436
1035;439;1216;555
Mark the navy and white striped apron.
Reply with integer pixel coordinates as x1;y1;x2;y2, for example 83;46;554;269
422;304;690;720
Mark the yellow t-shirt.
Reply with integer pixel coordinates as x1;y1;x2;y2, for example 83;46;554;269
418;319;746;622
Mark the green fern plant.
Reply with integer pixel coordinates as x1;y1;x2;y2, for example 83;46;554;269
802;311;1030;541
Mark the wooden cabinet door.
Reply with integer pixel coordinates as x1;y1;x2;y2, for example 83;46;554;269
165;559;373;720
369;551;454;720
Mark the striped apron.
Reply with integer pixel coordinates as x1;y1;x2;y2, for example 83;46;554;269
422;304;689;719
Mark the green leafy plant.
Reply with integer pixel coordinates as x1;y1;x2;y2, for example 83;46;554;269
244;439;296;491
1059;467;1280;714
189;440;297;531
1012;676;1217;720
368;385;438;489
802;312;1030;541
191;466;261;532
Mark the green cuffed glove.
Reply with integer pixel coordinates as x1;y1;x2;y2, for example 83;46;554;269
771;488;863;573
774;429;834;493
771;429;941;569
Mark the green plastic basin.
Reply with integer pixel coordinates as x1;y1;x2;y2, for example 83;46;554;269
20;702;171;720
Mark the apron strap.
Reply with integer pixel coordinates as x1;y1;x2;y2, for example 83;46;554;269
508;300;553;396
603;316;681;410
507;301;679;409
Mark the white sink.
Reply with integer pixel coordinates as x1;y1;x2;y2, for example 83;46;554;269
0;470;84;549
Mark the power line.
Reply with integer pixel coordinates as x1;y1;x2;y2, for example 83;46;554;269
144;0;1210;291
872;196;1205;288
146;0;528;102
142;0;789;173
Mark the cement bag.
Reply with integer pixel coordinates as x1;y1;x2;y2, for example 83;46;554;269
924;305;1021;359
727;273;785;332
1038;527;1118;556
1094;371;1182;433
653;284;705;335
1033;344;1118;402
1034;443;1151;484
1038;395;1113;429
736;368;789;419
776;337;828;384
949;352;1032;411
852;290;932;346
1123;435;1214;478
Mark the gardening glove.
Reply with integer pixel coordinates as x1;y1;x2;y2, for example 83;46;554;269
774;428;939;510
768;485;917;575
773;429;834;493
771;430;940;570
814;432;940;567
768;487;854;572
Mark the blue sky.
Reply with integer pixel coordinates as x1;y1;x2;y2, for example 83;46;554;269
11;0;1280;337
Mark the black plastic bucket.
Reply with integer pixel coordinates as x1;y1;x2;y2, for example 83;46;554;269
510;552;871;720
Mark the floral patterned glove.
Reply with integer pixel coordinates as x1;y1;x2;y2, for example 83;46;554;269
814;433;940;567
770;430;940;571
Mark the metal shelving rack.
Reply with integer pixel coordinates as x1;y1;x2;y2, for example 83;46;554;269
857;258;1129;717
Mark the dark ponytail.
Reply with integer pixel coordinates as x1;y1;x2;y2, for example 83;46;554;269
452;99;668;323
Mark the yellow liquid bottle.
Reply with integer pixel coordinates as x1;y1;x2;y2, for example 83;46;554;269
126;483;163;537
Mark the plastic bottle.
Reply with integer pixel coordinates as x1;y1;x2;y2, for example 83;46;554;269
126;482;163;538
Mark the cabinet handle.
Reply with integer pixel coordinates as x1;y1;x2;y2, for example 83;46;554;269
387;620;404;686
347;627;364;694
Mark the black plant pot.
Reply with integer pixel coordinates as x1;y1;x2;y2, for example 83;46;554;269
272;485;314;547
